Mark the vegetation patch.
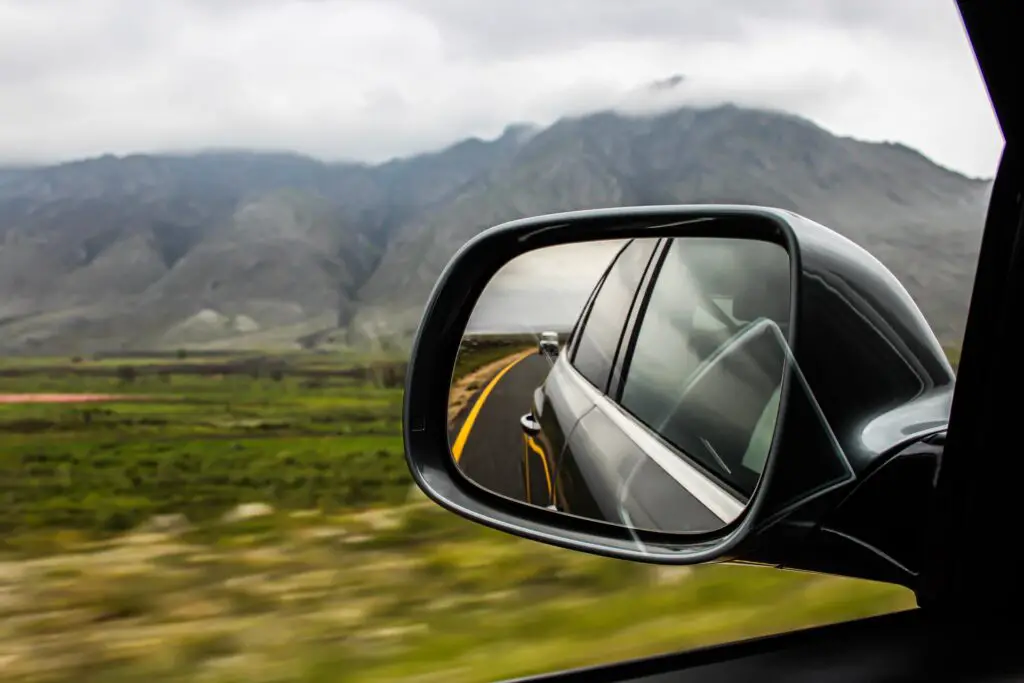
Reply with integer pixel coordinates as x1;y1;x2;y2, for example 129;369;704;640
0;349;942;682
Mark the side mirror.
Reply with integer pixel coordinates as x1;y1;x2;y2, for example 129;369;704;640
538;331;559;359
405;206;954;573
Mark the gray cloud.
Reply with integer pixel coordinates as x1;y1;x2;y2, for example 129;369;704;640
389;0;959;62
0;0;1002;177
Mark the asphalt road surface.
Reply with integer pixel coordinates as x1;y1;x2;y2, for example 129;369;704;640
449;353;553;502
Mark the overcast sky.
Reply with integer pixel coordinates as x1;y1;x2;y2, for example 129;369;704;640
0;0;1003;177
467;240;625;332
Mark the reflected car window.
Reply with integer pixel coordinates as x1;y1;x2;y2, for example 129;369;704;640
618;238;791;495
571;239;657;392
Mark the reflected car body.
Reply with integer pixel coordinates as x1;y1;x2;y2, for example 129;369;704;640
521;236;790;533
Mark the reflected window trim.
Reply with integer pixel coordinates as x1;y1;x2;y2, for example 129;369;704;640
569;239;634;363
569;238;659;393
608;238;670;397
562;356;747;523
605;238;663;394
610;238;672;402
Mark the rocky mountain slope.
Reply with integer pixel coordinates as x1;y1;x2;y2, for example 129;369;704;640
0;105;990;354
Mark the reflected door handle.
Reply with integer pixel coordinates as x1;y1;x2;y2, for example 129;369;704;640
520;413;541;437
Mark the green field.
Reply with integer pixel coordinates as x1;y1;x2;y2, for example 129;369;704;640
453;334;540;382
0;351;918;683
0;355;406;547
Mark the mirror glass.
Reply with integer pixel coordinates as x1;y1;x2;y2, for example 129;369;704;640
448;235;792;535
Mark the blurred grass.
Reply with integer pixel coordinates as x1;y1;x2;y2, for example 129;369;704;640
0;350;924;682
0;503;915;683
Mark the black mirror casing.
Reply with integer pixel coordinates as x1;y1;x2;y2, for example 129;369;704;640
403;206;954;578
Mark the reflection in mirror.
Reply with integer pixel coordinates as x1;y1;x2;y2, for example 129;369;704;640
448;236;792;535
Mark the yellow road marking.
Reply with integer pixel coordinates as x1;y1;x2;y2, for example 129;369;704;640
526;435;553;499
452;354;531;463
523;436;531;504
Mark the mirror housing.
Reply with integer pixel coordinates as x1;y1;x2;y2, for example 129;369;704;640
404;206;954;581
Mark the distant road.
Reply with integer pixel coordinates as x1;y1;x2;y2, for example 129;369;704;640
449;353;552;502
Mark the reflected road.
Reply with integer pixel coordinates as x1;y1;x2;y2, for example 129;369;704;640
449;353;553;503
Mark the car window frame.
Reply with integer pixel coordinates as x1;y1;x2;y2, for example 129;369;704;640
920;0;1023;610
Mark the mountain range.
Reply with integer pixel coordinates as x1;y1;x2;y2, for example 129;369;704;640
0;104;991;355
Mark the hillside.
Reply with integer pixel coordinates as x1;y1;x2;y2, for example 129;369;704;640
0;105;990;354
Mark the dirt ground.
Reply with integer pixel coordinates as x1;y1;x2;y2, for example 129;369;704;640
0;394;149;404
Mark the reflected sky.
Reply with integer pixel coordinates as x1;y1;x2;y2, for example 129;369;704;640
466;240;627;334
